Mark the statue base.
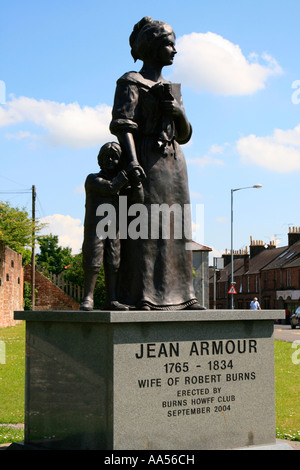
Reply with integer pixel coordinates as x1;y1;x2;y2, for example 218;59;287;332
13;309;285;450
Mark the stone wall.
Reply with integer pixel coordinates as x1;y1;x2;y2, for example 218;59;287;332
24;265;80;311
0;243;23;327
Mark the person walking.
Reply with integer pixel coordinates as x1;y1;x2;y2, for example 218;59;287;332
250;297;261;310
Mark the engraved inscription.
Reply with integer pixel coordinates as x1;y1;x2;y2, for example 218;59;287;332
133;339;258;418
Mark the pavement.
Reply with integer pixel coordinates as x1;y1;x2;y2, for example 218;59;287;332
284;440;300;450
274;324;300;343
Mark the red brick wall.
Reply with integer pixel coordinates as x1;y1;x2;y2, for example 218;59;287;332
0;243;23;328
210;266;300;310
24;265;80;310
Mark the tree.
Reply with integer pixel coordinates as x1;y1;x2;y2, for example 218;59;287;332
36;234;73;274
0;201;44;262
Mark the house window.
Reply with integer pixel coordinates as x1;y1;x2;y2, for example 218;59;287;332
6;274;9;281
11;260;14;268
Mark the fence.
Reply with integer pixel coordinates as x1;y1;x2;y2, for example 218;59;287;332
48;271;84;303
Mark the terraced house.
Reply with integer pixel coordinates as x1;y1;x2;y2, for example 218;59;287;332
209;227;300;317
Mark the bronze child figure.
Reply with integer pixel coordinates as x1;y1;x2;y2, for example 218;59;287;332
80;142;129;311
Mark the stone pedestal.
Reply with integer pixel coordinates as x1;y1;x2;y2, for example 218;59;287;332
13;309;284;450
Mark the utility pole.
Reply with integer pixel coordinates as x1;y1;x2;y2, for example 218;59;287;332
31;185;36;310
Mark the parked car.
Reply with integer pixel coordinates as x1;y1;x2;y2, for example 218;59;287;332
290;306;300;329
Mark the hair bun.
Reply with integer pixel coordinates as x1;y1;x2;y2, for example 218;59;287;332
129;17;153;53
133;16;153;33
129;16;173;62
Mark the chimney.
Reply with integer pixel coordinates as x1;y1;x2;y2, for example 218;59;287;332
222;249;232;267
249;236;266;258
288;227;300;247
244;252;250;273
268;240;276;250
222;248;249;267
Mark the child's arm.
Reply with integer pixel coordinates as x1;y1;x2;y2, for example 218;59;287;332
85;171;128;196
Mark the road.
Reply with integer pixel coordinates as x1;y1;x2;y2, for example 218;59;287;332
274;324;300;343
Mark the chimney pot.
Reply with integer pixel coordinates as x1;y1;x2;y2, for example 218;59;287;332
288;227;300;246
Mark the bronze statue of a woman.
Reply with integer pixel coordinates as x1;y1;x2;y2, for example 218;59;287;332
110;16;205;310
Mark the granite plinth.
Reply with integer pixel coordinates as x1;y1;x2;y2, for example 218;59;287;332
14;309;285;450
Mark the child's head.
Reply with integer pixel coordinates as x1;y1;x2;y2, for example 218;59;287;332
97;142;121;172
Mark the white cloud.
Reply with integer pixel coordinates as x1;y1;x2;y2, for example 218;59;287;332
190;190;204;199
187;155;224;168
74;184;85;194
209;144;225;154
0;96;112;148
40;214;83;253
187;144;226;168
5;130;37;140
237;124;300;172
208;246;224;265
170;32;282;95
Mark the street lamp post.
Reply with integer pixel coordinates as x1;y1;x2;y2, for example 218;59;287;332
230;184;262;309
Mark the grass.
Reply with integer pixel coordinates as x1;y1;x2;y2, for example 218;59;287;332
0;324;299;445
275;339;300;442
0;323;25;444
0;426;24;445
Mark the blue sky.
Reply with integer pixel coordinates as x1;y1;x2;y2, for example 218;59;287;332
1;0;300;259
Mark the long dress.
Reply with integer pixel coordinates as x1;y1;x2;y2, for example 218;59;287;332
110;71;198;310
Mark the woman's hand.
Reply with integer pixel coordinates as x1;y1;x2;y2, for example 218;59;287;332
162;99;182;119
128;164;146;184
162;100;191;143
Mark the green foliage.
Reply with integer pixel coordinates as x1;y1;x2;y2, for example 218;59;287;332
0;201;44;258
23;281;32;310
62;252;85;285
36;234;73;274
21;248;32;266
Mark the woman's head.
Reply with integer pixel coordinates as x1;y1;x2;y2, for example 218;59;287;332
129;16;175;63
